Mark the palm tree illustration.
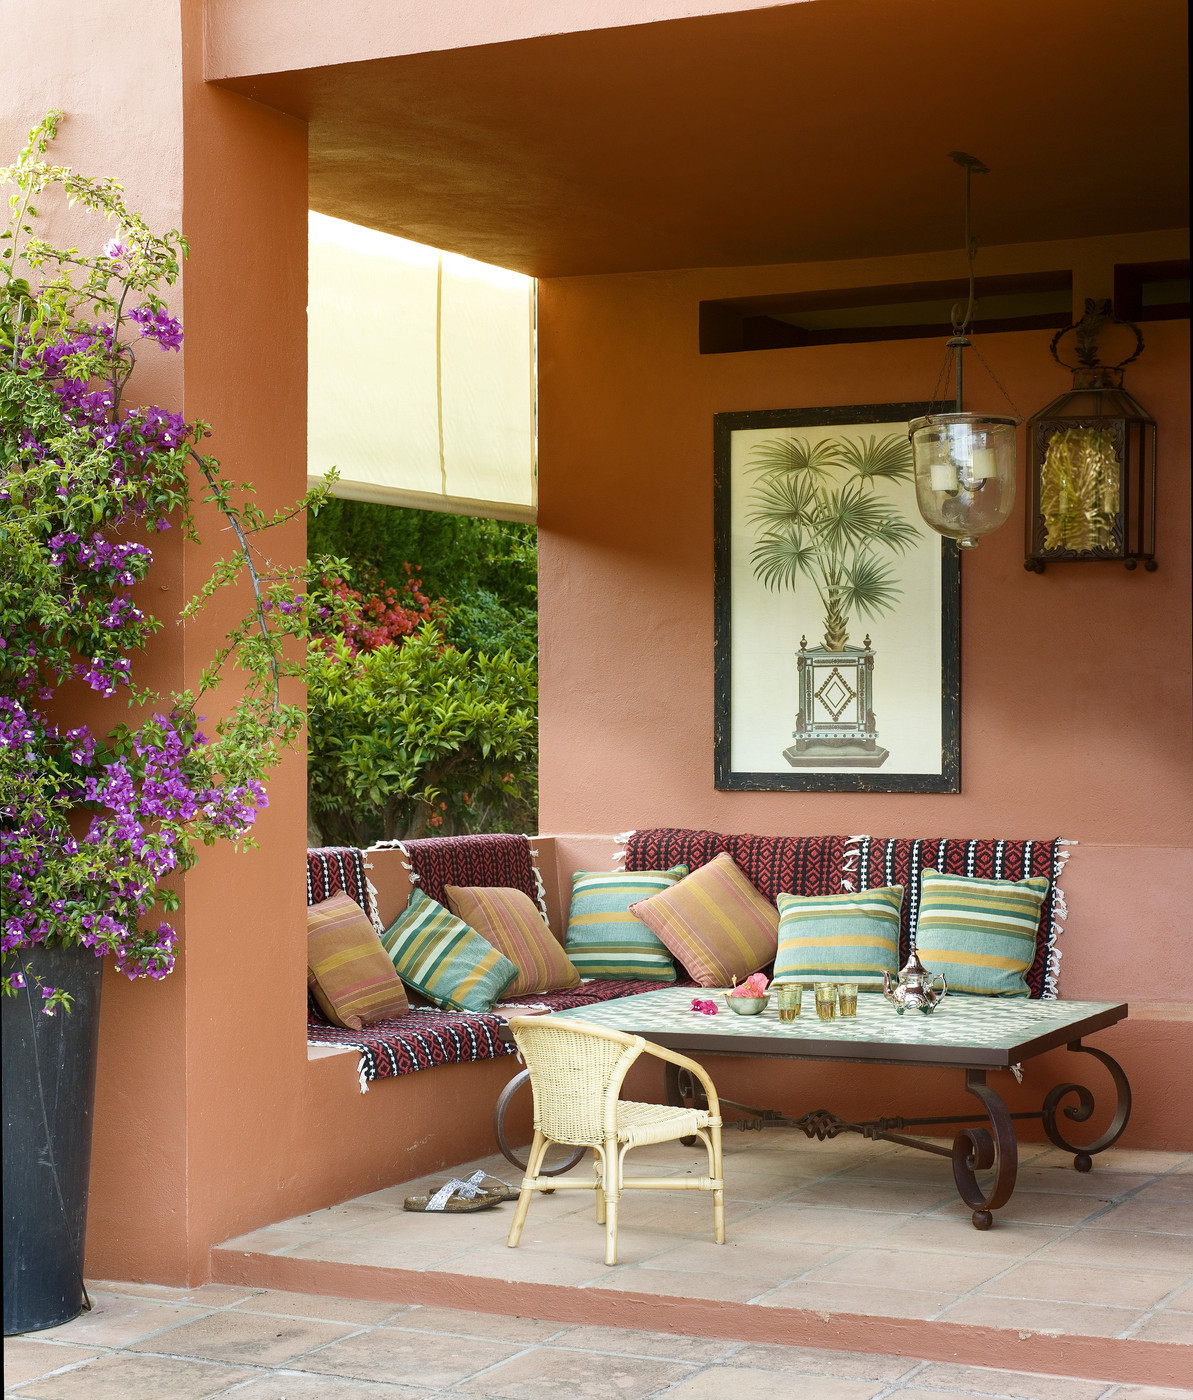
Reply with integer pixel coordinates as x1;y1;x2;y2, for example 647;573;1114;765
747;433;920;651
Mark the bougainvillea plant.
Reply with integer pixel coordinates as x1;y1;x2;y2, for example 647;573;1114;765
1;112;327;1011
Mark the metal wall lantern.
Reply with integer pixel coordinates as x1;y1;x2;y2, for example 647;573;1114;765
1024;299;1157;572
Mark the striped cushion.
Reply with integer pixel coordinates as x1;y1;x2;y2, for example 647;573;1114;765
444;885;580;997
628;853;778;988
914;868;1050;997
307;892;410;1030
382;886;518;1013
774;886;903;988
564;866;689;981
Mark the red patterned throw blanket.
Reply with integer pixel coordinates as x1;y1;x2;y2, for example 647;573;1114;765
305;840;679;1088
623;828;1068;999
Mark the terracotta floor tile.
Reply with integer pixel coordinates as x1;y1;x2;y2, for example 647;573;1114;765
218;1375;439;1399
390;1306;566;1344
452;1345;694;1399
788;1180;955;1214
1137;1175;1193;1203
875;1216;1064;1257
981;1260;1189;1308
728;1343;916;1379
125;1308;357;1366
1086;1200;1193;1235
755;1279;955;1318
438;1246;611;1287
233;1290;409;1325
833;1156;958;1186
1012;1166;1153;1197
1110;1386;1193;1398
338;1209;515;1246
734;1203;909;1245
289;1327;523;1388
931;1191;1109;1228
1;1339;103;1386
84;1280;261;1306
937;1293;1143;1337
1077;1150;1192;1174
30;1294;213;1348
810;1245;1008;1292
590;1265;779;1302
9;1351;259;1400
636;1236;842;1279
217;1227;328;1255
495;1214;675;1259
1035;1229;1193;1271
281;1234;477;1269
1128;1310;1193;1344
540;1325;734;1363
274;1204;399;1234
909;1361;1110;1398
660;1367;886;1400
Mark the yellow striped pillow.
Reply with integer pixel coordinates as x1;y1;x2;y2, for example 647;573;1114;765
628;852;778;988
775;885;903;988
445;886;580;998
307;892;410;1029
914;869;1050;997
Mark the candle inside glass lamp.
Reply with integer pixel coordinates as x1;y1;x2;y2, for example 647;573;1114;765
970;446;998;479
930;460;959;492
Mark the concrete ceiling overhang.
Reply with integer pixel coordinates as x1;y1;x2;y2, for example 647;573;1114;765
210;0;1189;278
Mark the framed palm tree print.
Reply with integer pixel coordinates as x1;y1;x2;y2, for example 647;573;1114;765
713;402;960;792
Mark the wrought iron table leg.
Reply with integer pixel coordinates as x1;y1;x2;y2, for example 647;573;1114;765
1042;1041;1132;1172
952;1070;1018;1230
493;1069;587;1175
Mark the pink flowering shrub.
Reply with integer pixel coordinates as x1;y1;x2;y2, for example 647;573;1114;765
1;113;326;1010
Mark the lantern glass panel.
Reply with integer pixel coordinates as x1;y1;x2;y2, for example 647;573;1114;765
1026;381;1156;568
909;412;1017;549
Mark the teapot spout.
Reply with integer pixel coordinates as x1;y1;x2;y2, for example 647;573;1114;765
882;969;895;1003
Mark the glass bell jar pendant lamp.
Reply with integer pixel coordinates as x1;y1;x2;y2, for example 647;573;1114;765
1024;299;1157;572
908;153;1020;549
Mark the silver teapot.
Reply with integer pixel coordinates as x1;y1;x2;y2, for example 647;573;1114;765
883;949;948;1015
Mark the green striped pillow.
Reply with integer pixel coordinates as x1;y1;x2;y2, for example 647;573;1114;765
774;885;903;988
382;886;518;1012
914;868;1049;997
564;866;689;981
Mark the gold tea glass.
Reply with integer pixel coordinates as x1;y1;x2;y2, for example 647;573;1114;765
773;982;802;1022
837;983;859;1017
814;982;837;1021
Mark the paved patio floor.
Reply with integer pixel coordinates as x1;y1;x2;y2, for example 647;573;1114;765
7;1134;1190;1398
5;1283;1191;1399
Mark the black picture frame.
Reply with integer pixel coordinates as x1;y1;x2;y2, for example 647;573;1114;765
713;402;960;793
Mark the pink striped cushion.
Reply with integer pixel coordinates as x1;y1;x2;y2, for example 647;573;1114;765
445;886;581;997
628;852;778;988
308;892;410;1029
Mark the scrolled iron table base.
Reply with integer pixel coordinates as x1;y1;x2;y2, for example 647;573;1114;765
647;1039;1131;1230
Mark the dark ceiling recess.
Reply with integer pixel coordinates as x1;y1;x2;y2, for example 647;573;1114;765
1114;260;1191;323
700;271;1074;355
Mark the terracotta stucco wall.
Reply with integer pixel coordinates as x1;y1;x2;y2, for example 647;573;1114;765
536;231;1192;1014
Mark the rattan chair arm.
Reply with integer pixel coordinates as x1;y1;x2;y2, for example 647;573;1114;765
642;1042;722;1120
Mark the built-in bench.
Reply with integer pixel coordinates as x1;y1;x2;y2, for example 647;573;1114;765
307;829;1071;1091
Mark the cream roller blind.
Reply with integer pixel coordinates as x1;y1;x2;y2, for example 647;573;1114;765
308;212;536;522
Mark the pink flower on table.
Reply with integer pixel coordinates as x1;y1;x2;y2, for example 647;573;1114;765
690;998;718;1016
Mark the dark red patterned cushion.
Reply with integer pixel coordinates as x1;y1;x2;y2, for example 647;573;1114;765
624;828;847;904
848;836;1063;1000
399;833;541;911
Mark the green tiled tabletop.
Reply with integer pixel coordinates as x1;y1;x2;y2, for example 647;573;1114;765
541;987;1128;1069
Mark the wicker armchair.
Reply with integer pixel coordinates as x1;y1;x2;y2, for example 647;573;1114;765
505;1016;725;1265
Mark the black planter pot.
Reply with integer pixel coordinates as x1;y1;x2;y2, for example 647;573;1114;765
3;944;104;1335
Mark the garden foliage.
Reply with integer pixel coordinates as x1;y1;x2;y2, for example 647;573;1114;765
306;500;538;844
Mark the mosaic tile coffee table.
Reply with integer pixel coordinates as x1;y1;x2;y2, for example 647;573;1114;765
494;987;1131;1229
